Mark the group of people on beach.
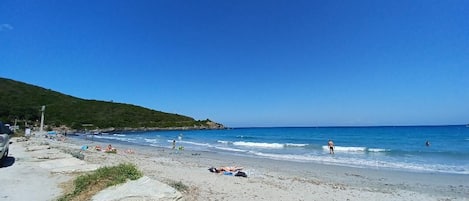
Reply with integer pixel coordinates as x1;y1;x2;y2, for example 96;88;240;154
94;144;116;153
172;134;186;151
172;139;184;150
92;144;134;154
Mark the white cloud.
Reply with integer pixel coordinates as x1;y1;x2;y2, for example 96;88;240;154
0;24;14;31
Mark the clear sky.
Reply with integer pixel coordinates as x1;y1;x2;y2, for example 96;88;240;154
1;0;468;127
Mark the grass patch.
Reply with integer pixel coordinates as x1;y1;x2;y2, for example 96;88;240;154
104;149;117;154
168;181;189;193
57;163;142;201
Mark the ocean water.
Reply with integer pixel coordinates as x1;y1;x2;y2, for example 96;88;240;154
75;125;469;174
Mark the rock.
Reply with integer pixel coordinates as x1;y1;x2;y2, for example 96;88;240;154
26;145;50;151
70;151;85;160
92;176;183;201
16;137;28;142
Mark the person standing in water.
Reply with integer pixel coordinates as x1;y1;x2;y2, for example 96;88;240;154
172;139;176;149
328;139;334;154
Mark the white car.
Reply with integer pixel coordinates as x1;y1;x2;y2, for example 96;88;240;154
0;122;13;164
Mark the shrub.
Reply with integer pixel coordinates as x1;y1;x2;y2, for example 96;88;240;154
169;181;189;192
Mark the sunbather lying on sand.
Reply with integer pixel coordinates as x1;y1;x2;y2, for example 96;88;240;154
208;166;248;177
221;166;243;172
208;166;244;173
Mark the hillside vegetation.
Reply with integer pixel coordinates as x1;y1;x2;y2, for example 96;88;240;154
0;77;223;130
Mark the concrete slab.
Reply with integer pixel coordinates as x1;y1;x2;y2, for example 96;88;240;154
92;176;183;201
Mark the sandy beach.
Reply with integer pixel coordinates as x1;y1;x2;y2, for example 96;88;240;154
1;135;468;201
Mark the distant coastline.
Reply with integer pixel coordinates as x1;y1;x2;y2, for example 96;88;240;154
48;123;225;135
89;124;226;134
231;124;467;129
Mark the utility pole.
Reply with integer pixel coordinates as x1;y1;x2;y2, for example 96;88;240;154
40;105;45;133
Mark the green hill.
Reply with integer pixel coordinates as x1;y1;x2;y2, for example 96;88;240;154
0;77;223;131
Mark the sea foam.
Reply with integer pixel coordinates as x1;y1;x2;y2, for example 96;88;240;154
233;141;284;149
285;143;308;147
322;146;366;152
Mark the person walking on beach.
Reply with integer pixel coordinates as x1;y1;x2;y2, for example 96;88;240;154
172;139;176;149
328;139;334;154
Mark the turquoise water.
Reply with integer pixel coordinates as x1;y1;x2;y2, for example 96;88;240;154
77;125;469;174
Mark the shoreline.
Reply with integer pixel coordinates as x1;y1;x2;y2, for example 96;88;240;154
68;135;468;200
3;135;467;201
51;123;227;136
71;133;469;175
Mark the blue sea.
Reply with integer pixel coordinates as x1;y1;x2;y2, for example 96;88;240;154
75;125;469;174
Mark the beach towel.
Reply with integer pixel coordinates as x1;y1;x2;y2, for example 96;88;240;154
223;171;233;176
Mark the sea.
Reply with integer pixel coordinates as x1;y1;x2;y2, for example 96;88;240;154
73;125;469;175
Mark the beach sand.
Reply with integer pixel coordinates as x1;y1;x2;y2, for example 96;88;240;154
2;136;468;201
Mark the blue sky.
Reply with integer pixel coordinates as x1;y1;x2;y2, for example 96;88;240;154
1;0;468;127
